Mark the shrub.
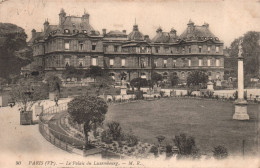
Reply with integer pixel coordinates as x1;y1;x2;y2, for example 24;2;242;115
101;130;113;144
150;146;159;157
107;121;122;141
166;144;173;158
173;133;200;159
125;134;138;147
160;91;165;97
212;145;228;159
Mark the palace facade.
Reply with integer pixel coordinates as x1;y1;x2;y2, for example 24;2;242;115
26;9;224;84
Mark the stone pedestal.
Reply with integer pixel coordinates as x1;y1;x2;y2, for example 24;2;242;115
233;100;249;120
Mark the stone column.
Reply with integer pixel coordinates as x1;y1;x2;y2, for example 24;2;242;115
233;41;249;120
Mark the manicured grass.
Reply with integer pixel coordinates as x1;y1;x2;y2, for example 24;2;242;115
105;98;259;156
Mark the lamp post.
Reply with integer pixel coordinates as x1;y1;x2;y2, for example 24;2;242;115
233;40;249;120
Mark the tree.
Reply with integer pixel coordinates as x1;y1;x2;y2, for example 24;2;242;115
62;66;84;80
0;23;32;81
89;66;103;83
130;77;148;90
10;78;47;112
169;73;179;86
228;31;260;78
186;71;208;88
173;133;200;159
67;96;108;148
46;75;61;93
151;72;162;86
106;121;122;141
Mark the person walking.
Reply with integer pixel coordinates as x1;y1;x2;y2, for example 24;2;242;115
54;96;59;106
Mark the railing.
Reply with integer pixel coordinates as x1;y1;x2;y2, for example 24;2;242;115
38;103;83;155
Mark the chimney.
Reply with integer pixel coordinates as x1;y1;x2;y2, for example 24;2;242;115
122;30;126;34
59;8;66;25
31;29;36;38
82;9;89;24
102;29;106;35
43;19;49;32
187;19;195;33
202;22;209;28
156;27;163;33
170;28;177;37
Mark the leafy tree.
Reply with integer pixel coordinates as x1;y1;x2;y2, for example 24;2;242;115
173;133;200;159
186;71;208;88
151;72;162;86
169;73;179;86
67;96;108;148
130;77;148;90
89;66;103;83
46;75;61;93
212;145;228;159
62;66;84;79
106;121;122;141
228;31;260;78
0;23;32;80
10;78;47;112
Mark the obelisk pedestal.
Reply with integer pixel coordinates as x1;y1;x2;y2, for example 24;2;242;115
233;47;249;120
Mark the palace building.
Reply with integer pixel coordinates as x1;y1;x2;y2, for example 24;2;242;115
26;9;224;84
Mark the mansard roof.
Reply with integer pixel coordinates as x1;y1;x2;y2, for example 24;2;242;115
61;16;94;33
152;28;178;43
179;21;217;40
128;25;145;41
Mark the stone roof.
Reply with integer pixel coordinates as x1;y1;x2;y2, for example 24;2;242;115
105;30;127;37
179;21;216;40
61;16;94;34
152;28;178;43
128;25;144;41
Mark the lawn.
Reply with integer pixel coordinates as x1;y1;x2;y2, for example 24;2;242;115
105;98;259;156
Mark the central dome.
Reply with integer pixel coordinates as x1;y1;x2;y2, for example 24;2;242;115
127;24;144;41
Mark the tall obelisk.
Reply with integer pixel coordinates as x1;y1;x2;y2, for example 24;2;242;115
233;40;249;120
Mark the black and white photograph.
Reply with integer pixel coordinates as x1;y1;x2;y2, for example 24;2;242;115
0;0;259;167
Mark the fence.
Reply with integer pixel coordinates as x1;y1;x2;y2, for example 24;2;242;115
38;102;83;155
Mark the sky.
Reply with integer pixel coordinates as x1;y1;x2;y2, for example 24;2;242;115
0;0;259;47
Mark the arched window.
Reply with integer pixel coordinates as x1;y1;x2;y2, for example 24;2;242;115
64;29;70;34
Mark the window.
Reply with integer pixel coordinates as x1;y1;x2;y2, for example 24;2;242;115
189;46;191;53
65;41;70;50
207;59;211;66
78;58;83;67
199;46;202;53
121;58;126;67
207;46;211;52
173;59;176;68
73;29;79;34
216;46;219;53
141;73;146;79
109;73;115;80
165;47;169;52
109;58;114;67
82;30;87;33
216;59;220;66
163;72;168;80
136;47;140;53
65;58;70;67
182;47;185;53
91;57;97;66
114;46;118;52
163;59;167;68
155;47;159;53
92;42;96;51
79;41;84;51
154;60;157;68
141;59;146;68
64;29;70;34
188;59;191;66
199;59;202;66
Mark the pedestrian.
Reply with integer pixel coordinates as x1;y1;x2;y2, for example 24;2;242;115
55;96;59;106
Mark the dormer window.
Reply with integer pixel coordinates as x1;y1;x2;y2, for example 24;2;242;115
73;29;79;34
82;30;87;33
64;29;70;34
92;42;96;51
79;41;84;50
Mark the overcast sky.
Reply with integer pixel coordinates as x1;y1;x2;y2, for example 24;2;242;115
0;0;259;47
